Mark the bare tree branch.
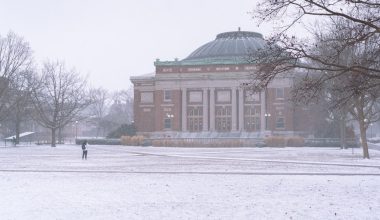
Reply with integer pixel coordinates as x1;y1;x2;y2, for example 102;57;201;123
31;61;91;147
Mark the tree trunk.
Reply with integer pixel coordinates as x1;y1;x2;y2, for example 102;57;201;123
14;106;21;144
339;117;346;149
58;127;62;144
355;98;370;159
15;119;21;145
358;119;370;159
51;128;56;147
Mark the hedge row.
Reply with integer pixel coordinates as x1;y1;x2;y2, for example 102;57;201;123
305;140;358;147
151;139;261;147
121;136;145;146
264;136;305;147
75;136;359;148
75;138;121;145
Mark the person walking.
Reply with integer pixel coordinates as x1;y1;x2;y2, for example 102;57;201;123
81;140;88;160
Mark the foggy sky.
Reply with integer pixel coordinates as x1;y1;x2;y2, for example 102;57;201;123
0;0;275;91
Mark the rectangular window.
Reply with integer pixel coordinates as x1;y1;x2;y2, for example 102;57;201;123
189;91;202;103
141;92;153;103
276;117;285;129
164;90;172;102
215;106;232;131
164;118;172;129
187;106;203;132
216;90;231;103
275;88;285;99
245;91;260;102
244;106;261;131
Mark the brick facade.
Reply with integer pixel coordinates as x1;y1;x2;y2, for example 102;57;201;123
130;30;316;137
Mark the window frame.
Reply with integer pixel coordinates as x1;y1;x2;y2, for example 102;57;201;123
164;90;172;102
275;88;285;99
140;92;154;103
164;118;172;129
275;117;285;129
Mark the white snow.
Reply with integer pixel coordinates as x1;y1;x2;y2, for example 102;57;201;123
1;145;380;219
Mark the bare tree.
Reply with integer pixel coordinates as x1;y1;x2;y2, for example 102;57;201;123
108;88;134;124
320;67;380;158
248;14;380;158
6;69;38;143
0;32;33;120
301;19;379;158
254;0;380;39
250;1;380;89
88;87;110;137
32;61;91;147
251;1;380;158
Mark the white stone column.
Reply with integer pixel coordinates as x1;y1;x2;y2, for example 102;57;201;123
238;88;244;131
202;88;208;131
210;88;215;131
260;90;266;134
231;88;237;131
182;88;187;132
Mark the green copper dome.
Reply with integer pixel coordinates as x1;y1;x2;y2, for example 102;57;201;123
182;31;266;63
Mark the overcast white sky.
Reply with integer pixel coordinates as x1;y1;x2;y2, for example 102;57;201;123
0;0;276;91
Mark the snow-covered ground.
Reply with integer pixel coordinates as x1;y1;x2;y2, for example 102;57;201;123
1;145;380;219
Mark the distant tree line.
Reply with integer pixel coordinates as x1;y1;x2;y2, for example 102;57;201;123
87;87;134;138
249;0;380;158
0;31;134;147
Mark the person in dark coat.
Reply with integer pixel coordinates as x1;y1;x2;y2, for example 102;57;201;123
81;140;88;160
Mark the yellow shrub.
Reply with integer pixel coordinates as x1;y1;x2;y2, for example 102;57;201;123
121;135;145;146
151;139;247;147
264;136;286;147
265;136;305;147
286;136;305;147
121;136;131;145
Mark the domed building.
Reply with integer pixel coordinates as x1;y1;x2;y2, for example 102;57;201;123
130;30;311;137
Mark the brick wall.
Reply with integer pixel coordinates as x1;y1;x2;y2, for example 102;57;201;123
154;90;181;131
134;90;155;132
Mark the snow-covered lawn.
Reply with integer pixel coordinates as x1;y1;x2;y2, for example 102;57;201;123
1;145;380;220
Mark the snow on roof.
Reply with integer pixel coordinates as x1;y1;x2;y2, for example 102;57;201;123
4;132;35;140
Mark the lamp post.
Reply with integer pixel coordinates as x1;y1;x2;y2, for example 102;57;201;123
75;121;78;140
264;113;271;130
166;113;174;129
264;87;271;134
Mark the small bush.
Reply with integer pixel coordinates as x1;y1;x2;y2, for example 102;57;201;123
255;141;266;147
121;136;131;145
107;123;136;138
286;136;305;147
264;136;305;147
151;139;254;147
76;138;121;145
265;136;286;147
305;138;359;147
121;135;145;146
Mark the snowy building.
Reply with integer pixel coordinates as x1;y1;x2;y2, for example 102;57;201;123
130;30;313;137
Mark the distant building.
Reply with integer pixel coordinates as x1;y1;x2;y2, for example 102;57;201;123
130;30;313;137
